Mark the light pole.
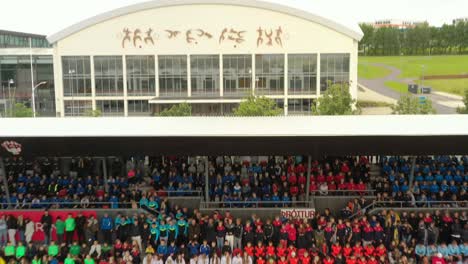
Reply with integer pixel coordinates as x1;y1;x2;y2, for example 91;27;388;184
7;79;14;117
32;81;48;117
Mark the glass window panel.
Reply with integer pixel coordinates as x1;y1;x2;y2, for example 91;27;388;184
288;54;317;95
223;55;252;97
126;55;155;96
255;54;284;95
158;55;188;97
94;56;124;96
320;54;350;92
190;55;219;97
62;56;91;97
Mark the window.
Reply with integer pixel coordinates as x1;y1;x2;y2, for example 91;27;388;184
255;54;284;95
320;54;350;92
223;55;252;97
96;100;124;116
62;56;92;97
64;100;92;116
288;54;317;94
128;100;151;116
126;56;155;96
94;56;123;96
191;55;220;97
288;99;314;115
158;55;188;97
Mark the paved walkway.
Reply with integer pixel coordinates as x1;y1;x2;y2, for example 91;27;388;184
358;64;462;114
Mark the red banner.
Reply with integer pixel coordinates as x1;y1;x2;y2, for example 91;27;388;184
0;210;97;242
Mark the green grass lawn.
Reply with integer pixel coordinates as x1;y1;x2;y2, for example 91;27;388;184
359;55;468;95
421;79;467;96
359;55;468;79
358;63;391;79
384;81;408;94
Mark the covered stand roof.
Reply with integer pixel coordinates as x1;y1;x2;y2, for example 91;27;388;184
47;0;363;43
0;116;467;157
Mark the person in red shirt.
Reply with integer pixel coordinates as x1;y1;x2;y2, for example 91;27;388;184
256;256;266;264
352;242;363;258
276;243;286;258
335;172;345;184
322;255;334;264
431;253;446;264
288;252;299;264
356;180;366;195
300;251;311;264
288;173;297;186
287;224;297;245
244;242;254;257
298;173;306;185
316;173;326;184
328;182;337;192
265;241;275;259
290;184;299;198
342;243;352;258
325;172;334;184
367;256;378;264
255;241;265;259
345;256;357;264
331;242;342;257
374;244;386;258
309;181;317;193
356;256;367;264
287;244;297;258
347;179;356;191
364;244;374;257
277;256;288;264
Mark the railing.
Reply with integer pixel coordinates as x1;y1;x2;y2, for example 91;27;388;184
308;189;377;196
349;200;467;219
0;201;138;210
202;200;312;208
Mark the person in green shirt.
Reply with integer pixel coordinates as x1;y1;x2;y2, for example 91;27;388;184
4;242;15;257
69;241;81;257
65;214;76;245
15;242;26;259
48;241;59;257
55;217;65;245
64;254;75;264
84;255;94;264
31;255;41;264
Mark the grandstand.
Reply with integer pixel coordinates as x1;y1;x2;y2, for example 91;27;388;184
0;116;467;264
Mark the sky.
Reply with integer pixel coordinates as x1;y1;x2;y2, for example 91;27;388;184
1;0;467;36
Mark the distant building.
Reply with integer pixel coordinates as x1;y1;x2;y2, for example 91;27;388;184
453;17;468;25
368;19;427;29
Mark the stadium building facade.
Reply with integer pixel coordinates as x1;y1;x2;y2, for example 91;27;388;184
1;0;363;117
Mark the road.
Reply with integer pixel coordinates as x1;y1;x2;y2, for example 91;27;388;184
358;63;460;114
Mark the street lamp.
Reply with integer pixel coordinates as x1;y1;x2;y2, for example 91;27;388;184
32;81;48;117
7;79;14;117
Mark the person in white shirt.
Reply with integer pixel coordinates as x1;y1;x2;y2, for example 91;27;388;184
241;252;252;264
209;253;221;264
198;254;209;264
24;219;35;244
190;255;199;264
220;252;232;264
165;255;175;264
89;240;102;258
175;254;186;264
231;251;242;264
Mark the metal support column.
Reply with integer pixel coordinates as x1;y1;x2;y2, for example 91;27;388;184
0;157;11;207
102;157;109;192
306;155;312;203
205;156;209;202
409;156;417;188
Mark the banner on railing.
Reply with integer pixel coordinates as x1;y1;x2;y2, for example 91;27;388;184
281;208;315;219
0;210;97;242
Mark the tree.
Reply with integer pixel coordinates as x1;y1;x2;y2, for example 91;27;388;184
391;95;436;114
11;103;34;117
158;103;192;116
457;89;468;114
312;82;358;115
234;94;283;116
84;109;102;117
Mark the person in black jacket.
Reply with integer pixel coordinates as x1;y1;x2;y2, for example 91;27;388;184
41;210;53;245
233;218;243;250
75;213;86;244
6;215;17;246
263;219;274;243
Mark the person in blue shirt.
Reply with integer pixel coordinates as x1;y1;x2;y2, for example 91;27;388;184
415;243;426;260
109;195;119;209
188;240;199;257
437;243;449;258
460;242;468;257
429;181;439;194
445;173;453;183
157;240;168;256
435;173;444;184
271;192;280;202
139;195;149;208
392;182;400;194
148;197;159;210
158;220;168;243
412;182;421;196
453;172;463;183
449;181;459;194
420;181;429;192
426;244;437;257
167;241;178;256
401;181;409;193
282;193;291;207
425;173;434;182
100;213;113;243
448;241;460;257
176;217;188;243
199;240;210;256
440;180;449;192
415;173;424;182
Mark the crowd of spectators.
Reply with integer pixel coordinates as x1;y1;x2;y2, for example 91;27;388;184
372;156;467;208
0;198;467;264
1;156;374;210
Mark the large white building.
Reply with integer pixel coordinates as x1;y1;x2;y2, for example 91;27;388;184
4;0;363;117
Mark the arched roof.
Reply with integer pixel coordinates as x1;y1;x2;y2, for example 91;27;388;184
47;0;364;44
